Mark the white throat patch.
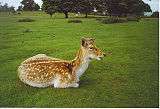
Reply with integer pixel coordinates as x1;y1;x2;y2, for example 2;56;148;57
75;57;91;78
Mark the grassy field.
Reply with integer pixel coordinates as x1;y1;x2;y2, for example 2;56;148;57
0;12;159;107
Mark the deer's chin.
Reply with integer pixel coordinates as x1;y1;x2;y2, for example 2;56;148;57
88;55;103;60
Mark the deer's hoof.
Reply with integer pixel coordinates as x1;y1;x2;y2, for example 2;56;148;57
73;83;79;88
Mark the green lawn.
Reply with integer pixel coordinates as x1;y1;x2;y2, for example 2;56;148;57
0;12;159;107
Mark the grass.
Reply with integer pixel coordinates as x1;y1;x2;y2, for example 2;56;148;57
0;11;159;107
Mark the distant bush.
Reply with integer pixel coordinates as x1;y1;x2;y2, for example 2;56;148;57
23;29;32;33
18;18;35;22
126;16;141;22
96;18;102;21
17;12;22;15
68;19;82;23
151;11;159;18
101;17;127;24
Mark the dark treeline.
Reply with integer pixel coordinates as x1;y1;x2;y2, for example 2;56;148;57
42;0;152;18
0;0;153;18
0;0;40;12
0;3;15;12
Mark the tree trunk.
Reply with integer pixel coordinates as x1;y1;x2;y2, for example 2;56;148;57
64;12;68;18
50;14;52;18
85;13;88;18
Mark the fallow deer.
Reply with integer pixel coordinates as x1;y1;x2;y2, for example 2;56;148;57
18;38;106;88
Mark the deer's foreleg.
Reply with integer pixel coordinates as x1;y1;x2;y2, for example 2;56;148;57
53;74;79;88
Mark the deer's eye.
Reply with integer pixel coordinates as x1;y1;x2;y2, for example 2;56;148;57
89;47;94;50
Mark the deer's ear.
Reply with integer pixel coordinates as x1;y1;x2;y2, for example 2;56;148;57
90;38;95;42
81;37;88;47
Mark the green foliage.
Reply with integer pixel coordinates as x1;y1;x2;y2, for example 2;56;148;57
100;17;127;24
68;19;82;23
75;0;94;18
0;12;158;107
42;0;74;18
45;6;56;18
18;18;35;22
21;0;40;11
143;3;152;12
41;0;151;18
34;3;40;11
90;0;152;16
42;0;59;17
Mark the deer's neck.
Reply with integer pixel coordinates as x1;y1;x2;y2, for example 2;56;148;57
72;47;91;78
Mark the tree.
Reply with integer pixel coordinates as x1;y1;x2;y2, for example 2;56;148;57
46;6;56;17
100;0;152;17
143;3;152;12
42;0;59;17
9;6;15;13
42;0;74;18
21;0;35;11
17;5;23;11
75;0;94;18
34;3;40;11
58;0;74;18
91;0;105;14
42;0;152;18
0;3;15;12
94;0;124;16
122;0;152;16
21;0;40;11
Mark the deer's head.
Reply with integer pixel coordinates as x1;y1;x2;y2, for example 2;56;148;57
81;37;106;60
